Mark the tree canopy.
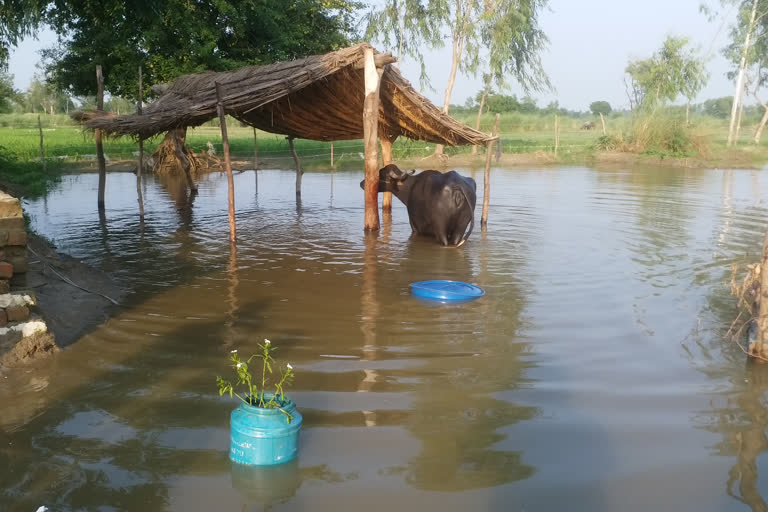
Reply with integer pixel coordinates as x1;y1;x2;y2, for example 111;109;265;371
589;101;611;116
624;36;708;111
40;0;362;100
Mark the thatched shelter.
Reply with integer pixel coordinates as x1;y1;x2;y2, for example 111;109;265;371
74;43;495;232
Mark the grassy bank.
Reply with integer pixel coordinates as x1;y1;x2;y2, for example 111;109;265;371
0;111;766;197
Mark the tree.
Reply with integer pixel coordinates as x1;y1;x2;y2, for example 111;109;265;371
472;0;550;153
0;70;18;113
589;101;612;116
0;0;46;66
485;93;520;113
41;0;362;100
624;36;708;112
364;0;446;89
702;96;734;117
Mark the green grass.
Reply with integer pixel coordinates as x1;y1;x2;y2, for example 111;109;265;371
0;111;766;199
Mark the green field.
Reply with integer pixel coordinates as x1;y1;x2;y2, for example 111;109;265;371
0;111;766;199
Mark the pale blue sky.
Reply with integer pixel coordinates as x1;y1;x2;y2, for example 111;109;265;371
8;0;738;111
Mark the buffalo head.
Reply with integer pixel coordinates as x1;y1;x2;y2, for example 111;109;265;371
359;164;416;192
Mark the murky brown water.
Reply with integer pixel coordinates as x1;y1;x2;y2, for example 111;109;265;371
1;166;768;511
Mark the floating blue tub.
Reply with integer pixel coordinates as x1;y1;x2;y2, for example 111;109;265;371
410;280;486;302
230;394;302;466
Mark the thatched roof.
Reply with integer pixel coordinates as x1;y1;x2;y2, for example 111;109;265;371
74;43;492;146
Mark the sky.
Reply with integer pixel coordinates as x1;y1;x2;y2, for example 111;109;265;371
8;0;739;111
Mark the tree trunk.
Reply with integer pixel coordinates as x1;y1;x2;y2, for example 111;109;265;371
363;47;382;231
599;112;606;135
215;82;237;244
728;0;758;147
751;230;768;359
736;84;747;146
753;92;768;144
472;76;490;156
686;103;690;126
435;35;464;156
95;64;106;212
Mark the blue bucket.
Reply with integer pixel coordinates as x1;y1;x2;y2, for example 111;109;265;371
230;394;302;466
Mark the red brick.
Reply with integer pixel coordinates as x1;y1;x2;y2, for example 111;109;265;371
0;262;13;279
7;231;26;246
6;305;28;322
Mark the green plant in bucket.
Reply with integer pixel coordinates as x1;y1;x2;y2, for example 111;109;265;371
216;339;295;423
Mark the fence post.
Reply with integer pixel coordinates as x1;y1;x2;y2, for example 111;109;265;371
37;115;46;172
481;114;500;227
215;82;237;244
554;115;559;157
600;112;606;135
136;66;145;220
95;64;106;211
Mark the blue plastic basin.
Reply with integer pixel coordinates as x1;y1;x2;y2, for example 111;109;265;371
409;280;485;301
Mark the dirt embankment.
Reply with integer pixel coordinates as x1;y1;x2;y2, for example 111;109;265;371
0;233;124;369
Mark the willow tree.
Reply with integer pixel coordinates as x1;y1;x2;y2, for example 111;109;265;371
624;36;708;112
364;0;447;89
473;0;551;151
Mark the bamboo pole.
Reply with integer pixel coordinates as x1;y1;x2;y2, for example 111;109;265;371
37;115;45;172
554;115;559;157
380;134;395;212
288;136;302;196
252;127;259;170
136;67;145;220
95;65;106;211
362;47;382;232
599;112;606;135
481;114;500;228
215;82;237;244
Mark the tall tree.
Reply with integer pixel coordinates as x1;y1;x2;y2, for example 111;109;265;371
0;0;46;66
0;70;18;113
473;0;550;145
41;0;362;100
364;0;446;89
624;36;708;112
589;101;612;116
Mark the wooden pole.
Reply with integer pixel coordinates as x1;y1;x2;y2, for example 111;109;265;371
554;115;559;157
481;114;500;228
37;115;45;172
752;230;768;359
380;134;395;212
136;66;145;220
599;112;606;135
362;47;382;231
330;140;334;168
252;127;259;170
215;82;237;244
288;136;302;196
95;65;106;211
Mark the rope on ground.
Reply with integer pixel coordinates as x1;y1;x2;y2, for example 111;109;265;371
27;245;122;306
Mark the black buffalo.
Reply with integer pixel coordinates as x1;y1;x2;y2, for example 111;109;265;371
361;164;477;247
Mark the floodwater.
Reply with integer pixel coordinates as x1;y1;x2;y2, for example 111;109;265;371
1;165;768;511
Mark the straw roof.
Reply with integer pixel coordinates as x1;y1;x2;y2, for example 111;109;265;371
74;43;492;146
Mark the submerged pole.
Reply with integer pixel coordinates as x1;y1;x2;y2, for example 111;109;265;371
95;64;106;211
215;82;237;244
362;47;382;231
252;127;259;170
136;66;145;220
288;136;302;196
330;140;334;168
481;114;500;228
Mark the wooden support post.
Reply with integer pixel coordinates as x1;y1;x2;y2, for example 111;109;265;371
37;115;45;172
380;134;396;212
752;230;768;359
481;114;500;228
95;65;106;211
288;136;302;196
330;140;334;168
599;112;606;135
554;115;559;157
136;67;145;220
362;47;382;232
215;82;237;244
252;127;259;170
